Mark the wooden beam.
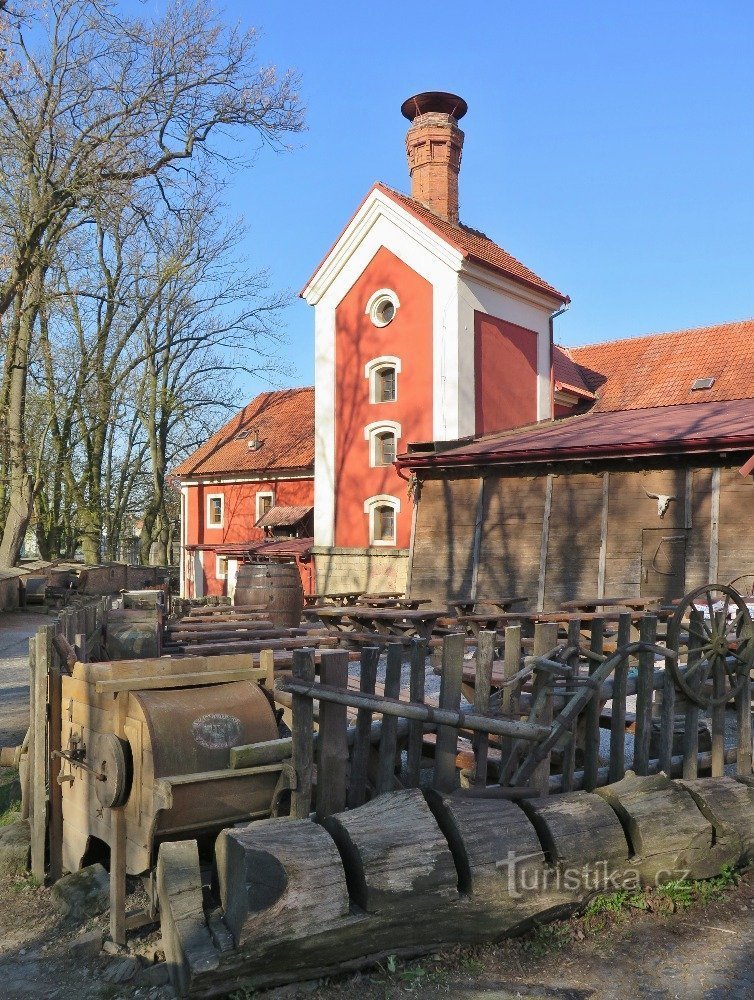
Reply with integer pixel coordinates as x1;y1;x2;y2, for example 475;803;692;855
469;476;486;603
709;466;720;583
596;472;609;599
95;667;266;694
536;474;553;612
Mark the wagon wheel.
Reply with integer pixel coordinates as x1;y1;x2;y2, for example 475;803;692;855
667;584;754;709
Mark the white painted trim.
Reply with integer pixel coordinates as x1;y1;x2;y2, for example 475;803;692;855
194;550;205;599
363;494;401;547
179;485;188;597
364;355;401;404
215;554;228;580
365;287;400;327
255;490;275;523
206;493;224;529
364;419;401;468
176;469;312;487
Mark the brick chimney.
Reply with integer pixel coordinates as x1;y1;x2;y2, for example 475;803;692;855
401;91;468;225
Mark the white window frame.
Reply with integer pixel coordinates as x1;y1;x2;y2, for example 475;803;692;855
364;420;401;468
364;494;400;547
206;493;224;529
364;355;402;404
365;288;400;328
256;490;275;523
215;554;228;580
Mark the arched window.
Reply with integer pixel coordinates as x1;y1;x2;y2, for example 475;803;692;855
364;420;401;468
365;355;401;404
364;495;400;546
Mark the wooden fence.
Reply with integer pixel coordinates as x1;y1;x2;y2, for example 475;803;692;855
279;612;753;819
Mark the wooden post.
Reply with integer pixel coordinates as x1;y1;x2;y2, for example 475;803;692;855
27;638;36;853
110;692;128;945
406;640;426;787
682;609;702;779
469;477;485;602
536;475;553;612
48;632;64;883
709;467;720;583
291;649;315;818
711;610;725;777
473;630;495;787
634;615;657;775
530;622;559;795
348;647;379;808
583;617;603;792
597;473;609;599
498;625;522;780
31;626;52;882
608;613;632;784
432;633;465;792
736;639;753;776
561;618;582;792
315;649;349;819
376;644;402;795
74;632;89;664
260;648;275;691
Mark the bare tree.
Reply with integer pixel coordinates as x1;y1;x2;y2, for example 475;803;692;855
0;0;303;566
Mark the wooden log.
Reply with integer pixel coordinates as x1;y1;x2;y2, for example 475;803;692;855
48;633;64;883
230;738;293;769
521;791;629;887
432;633;466;792
216;818;351;950
559;619;581;793
168;626;299;643
583;618;603;792
315;649;349;819
156;839;219;997
595;770;713;883
169;618;275;633
679;776;754;870
682;609;703;779
31;627;51;882
348;647;379;809
499;625;521;779
375;644;402;795
322;788;457;915
291;649;315;818
530;622;559;795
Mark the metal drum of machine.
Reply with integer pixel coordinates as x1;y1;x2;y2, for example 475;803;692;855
60;657;281;875
235;560;303;628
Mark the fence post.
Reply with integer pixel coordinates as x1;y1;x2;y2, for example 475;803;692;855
315;649;349;819
634;615;657;775
473;630;495;787
531;622;559;795
406;639;427;787
608;612;632;784
348;646;379;808
583;617;603;792
31;625;52;881
376;643;402;795
432;633;465;793
291;648;315;818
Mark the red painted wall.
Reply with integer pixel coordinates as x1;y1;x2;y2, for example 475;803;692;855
334;246;433;548
185;477;314;596
474;312;539;435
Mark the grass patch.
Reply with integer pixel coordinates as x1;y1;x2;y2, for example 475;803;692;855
522;921;572;957
0;800;21;826
657;863;740;911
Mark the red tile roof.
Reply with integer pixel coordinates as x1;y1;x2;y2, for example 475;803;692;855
566;319;754;412
302;182;568;304
377;185;569;303
172;387;314;478
552;345;596;399
399;398;754;470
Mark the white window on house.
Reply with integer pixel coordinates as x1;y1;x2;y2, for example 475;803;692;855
364;420;401;468
256;491;275;522
364;495;400;546
365;355;401;404
365;288;400;328
206;494;224;528
216;555;228;580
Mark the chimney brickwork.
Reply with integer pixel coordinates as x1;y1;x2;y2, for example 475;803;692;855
402;92;467;225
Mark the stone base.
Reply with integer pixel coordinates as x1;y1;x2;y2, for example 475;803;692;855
312;546;409;595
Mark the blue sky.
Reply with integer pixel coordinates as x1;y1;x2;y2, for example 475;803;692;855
153;2;754;392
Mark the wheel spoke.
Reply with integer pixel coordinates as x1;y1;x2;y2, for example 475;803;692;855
683;655;708;680
706;591;717;626
686;625;712;646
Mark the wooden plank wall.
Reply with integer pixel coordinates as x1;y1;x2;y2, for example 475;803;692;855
409;461;754;608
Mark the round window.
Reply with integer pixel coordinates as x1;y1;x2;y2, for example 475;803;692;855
369;293;398;328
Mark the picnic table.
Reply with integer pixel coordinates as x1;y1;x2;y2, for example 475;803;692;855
302;591;364;607
560;596;661;613
358;596;431;609
454;608;666;640
449;596;528;616
307;606;444;642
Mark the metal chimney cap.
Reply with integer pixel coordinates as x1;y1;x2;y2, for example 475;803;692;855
401;92;468;122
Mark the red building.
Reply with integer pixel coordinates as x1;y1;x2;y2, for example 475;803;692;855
301;92;569;592
172;387;314;598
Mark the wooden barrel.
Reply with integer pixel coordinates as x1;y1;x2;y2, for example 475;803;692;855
235;561;303;629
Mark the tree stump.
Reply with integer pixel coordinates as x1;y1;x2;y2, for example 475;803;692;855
595;771;712;884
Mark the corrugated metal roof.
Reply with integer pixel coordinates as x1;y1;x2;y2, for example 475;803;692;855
399;398;754;469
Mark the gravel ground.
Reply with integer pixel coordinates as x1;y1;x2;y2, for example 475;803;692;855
0;610;48;747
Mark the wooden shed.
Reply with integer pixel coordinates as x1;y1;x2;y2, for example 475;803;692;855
399;399;754;609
